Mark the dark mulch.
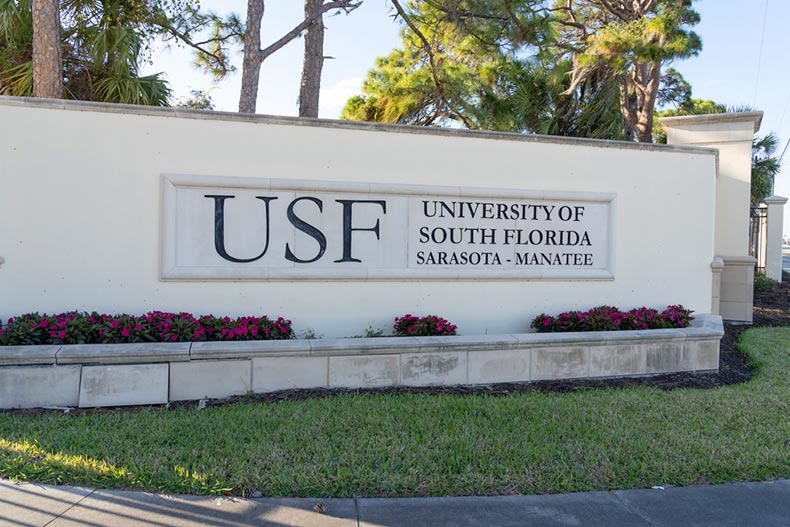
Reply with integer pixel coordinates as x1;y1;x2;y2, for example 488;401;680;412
6;273;790;416
753;270;790;327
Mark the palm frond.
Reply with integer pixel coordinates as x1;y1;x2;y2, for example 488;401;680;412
92;71;170;106
0;60;33;96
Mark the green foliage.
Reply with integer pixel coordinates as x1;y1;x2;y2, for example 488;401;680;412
393;314;457;336
299;328;322;340
0;311;294;346
532;305;693;333
0;0;174;104
341;4;623;137
752;132;782;205
175;89;214;110
0;0;237;105
656;67;691;108
557;0;701;141
754;273;779;294
343;0;559;131
344;0;700;142
570;2;701;69
0;0;33;96
178;10;242;82
349;325;385;338
653;97;726;143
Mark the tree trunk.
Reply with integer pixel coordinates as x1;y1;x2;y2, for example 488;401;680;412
238;0;359;114
633;61;661;143
620;61;660;143
299;0;325;118
239;0;265;113
32;0;62;99
618;76;636;142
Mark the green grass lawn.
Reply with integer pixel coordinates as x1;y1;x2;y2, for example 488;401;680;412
1;327;788;497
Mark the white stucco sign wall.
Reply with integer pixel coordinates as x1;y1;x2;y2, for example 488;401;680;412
0;98;718;337
163;175;614;280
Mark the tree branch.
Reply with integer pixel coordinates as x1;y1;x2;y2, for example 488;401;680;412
389;0;464;124
258;0;361;61
158;22;238;77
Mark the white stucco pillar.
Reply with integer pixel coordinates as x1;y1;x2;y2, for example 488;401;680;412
659;112;763;323
764;196;788;282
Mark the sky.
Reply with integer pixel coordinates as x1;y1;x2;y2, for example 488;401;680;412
142;0;790;235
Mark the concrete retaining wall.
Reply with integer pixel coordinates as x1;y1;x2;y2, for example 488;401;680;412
0;314;723;409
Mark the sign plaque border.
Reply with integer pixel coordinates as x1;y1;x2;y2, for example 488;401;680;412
161;174;616;281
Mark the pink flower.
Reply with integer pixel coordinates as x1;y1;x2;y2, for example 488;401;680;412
121;328;130;337
58;330;66;339
110;320;120;329
39;320;49;328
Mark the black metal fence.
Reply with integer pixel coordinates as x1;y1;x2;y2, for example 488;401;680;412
749;206;768;274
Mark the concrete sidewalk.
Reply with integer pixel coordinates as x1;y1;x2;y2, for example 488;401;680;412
1;479;788;527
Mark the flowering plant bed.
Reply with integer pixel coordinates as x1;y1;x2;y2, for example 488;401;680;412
531;305;693;333
393;314;458;336
0;311;294;346
0;314;723;409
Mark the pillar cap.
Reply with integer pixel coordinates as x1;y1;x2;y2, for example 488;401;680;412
659;111;763;133
764;195;788;205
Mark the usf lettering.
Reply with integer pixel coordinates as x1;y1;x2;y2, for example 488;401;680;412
204;195;386;264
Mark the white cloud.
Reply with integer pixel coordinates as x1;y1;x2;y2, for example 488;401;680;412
319;77;365;119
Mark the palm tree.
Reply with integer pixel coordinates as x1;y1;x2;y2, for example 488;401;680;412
752;132;782;206
0;0;170;105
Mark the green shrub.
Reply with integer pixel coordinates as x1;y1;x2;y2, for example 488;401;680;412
754;273;779;293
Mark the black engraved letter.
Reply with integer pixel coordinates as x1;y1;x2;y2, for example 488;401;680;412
285;197;327;263
205;194;278;263
334;199;387;263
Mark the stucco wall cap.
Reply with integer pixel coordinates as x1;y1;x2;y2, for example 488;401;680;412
764;195;788;205
0;95;718;156
720;255;759;265
659;111;763;133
